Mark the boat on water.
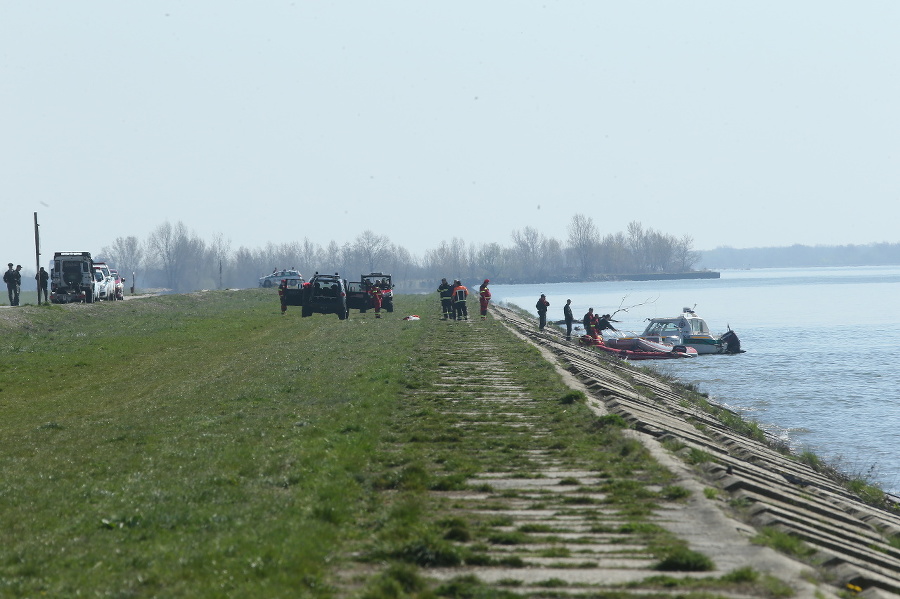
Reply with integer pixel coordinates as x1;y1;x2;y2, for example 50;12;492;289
580;335;698;360
626;307;743;355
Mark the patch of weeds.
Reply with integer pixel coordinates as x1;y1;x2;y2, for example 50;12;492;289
535;578;569;588
559;390;585;404
762;574;796;598
438;517;471;543
660;485;691;501
485;515;514;527
684;447;716;465
538;547;570;558
558;477;580;486
654;546;715;571
487;531;530;545
361;563;429;599
517;523;554;533
591;413;627;429
752;527;816;559
389;534;464;567
561;495;597;505
496;579;523;587
429;474;469;491
720;566;758;583
494;555;526;567
703;487;719;500
661;437;687;453
435;574;521;599
729;496;752;509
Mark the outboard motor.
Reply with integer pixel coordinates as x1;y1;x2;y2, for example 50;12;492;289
720;329;743;354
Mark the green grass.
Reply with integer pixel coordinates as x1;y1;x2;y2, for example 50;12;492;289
0;290;434;597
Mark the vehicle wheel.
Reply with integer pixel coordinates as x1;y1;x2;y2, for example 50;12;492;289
386;302;394;313
263;280;273;288
338;309;346;320
360;307;367;313
301;306;312;317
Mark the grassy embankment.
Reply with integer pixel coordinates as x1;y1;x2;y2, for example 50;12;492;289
0;290;776;597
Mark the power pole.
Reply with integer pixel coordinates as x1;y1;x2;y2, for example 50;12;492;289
34;212;41;305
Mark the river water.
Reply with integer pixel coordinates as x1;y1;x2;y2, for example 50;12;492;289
489;266;900;494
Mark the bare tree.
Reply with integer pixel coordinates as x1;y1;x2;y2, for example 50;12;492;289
566;214;599;278
145;221;206;291
100;235;144;289
350;230;392;273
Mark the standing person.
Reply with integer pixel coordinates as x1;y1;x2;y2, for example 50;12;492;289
582;307;596;338
36;266;49;305
4;263;21;306
563;299;574;340
535;294;549;330
478;279;491;320
437;278;454;320
370;285;383;319
452;279;468;320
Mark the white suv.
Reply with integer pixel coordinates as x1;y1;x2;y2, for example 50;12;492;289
92;262;117;301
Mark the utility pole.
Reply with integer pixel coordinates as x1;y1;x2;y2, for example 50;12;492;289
34;212;41;305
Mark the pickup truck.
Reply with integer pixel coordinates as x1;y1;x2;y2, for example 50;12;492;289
301;273;349;319
346;272;394;313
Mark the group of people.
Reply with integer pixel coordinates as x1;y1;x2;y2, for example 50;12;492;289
3;263;51;306
555;297;619;341
437;278;491;321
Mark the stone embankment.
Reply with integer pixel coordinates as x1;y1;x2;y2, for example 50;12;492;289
489;305;900;598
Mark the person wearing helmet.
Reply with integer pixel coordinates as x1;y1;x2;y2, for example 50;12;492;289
437;278;454;320
478;279;491;320
452;280;469;320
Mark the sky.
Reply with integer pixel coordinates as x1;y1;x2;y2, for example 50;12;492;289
3;2;900;271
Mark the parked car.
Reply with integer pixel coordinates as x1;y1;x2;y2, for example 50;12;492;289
301;272;348;319
92;261;117;301
109;268;125;300
347;272;395;313
259;269;303;288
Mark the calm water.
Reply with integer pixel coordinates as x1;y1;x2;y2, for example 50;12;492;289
490;266;900;493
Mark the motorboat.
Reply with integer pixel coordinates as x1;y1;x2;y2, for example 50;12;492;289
632;307;743;354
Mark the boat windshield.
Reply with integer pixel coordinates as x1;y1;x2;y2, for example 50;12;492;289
689;318;710;334
643;321;683;336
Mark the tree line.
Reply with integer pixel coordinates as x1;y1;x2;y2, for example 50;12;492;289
98;215;701;292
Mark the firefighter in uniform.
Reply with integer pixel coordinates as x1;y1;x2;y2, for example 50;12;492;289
437;278;454;320
452;280;468;320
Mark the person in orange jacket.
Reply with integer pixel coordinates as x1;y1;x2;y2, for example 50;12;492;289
370;285;383;318
478;279;491;320
452;280;469;320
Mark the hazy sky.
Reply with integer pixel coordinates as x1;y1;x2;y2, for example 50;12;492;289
3;2;899;270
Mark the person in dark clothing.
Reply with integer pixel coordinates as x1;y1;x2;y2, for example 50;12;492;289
4;263;21;306
563;299;574;340
582;307;596;338
452;280;468;320
597;313;620;333
36;266;49;304
535;294;549;330
437;278;454;320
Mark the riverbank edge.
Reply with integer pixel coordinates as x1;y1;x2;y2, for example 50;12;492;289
491;303;900;598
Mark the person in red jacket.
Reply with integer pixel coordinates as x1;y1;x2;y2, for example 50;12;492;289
452;280;469;320
370;285;383;318
478;279;491;320
535;294;549;330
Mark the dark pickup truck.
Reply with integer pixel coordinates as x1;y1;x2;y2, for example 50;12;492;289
289;272;348;320
346;272;394;313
